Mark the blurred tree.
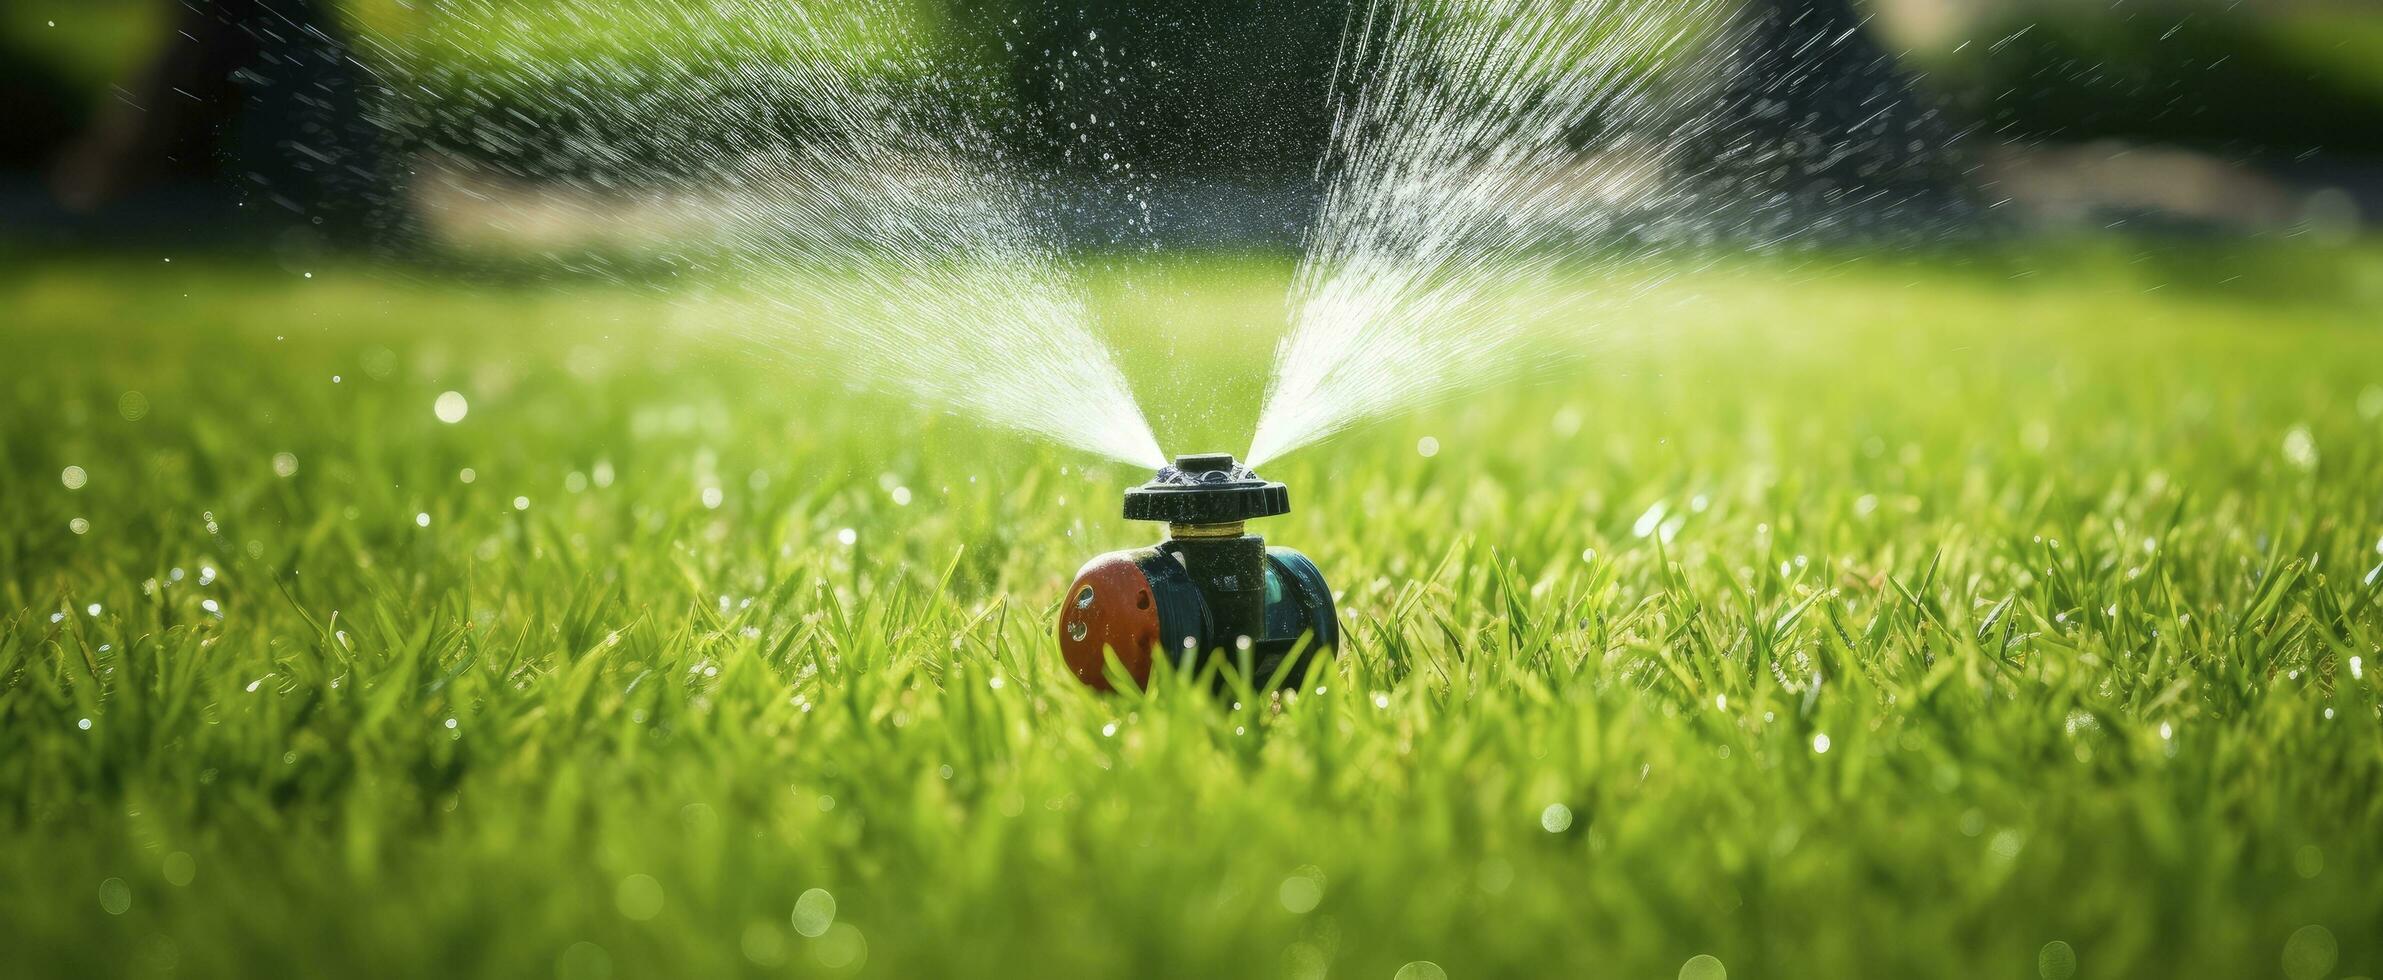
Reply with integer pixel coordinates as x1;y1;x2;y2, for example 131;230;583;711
1685;0;1977;238
950;0;1350;243
49;0;391;241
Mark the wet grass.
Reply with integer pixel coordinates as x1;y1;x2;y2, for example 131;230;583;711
3;240;2382;979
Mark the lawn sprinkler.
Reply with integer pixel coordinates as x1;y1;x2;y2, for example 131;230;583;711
1058;453;1339;691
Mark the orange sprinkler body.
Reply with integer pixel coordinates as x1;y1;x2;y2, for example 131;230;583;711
1058;552;1163;690
1057;454;1338;691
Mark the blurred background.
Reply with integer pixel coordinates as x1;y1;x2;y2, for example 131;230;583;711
4;0;2379;256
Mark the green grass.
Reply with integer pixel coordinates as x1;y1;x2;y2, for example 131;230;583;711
4;241;2383;979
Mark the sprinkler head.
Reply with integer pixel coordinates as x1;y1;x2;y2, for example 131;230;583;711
1121;453;1289;526
1058;453;1339;691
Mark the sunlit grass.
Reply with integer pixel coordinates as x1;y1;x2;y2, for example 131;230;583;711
3;241;2381;978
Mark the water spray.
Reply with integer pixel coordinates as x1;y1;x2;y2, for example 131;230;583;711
1057;454;1338;691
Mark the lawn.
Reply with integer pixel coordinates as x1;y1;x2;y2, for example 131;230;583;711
4;241;2381;979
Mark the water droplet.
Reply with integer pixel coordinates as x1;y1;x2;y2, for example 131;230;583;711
273;453;299;478
2294;845;2324;879
1395;961;1448;980
555;941;611;980
2038;940;2077;980
813;922;866;969
1680;953;1727;980
434;391;470;424
791;888;837;937
837;528;857;546
1277;866;1326;913
1540;803;1573;833
61;465;88;490
69;518;89;535
701;487;724;509
162;852;195;887
614;874;664;921
1812;733;1832;754
2282;426;2318;470
1416;436;1440;457
740;921;788;966
514;496;530;511
2283;926;2336;980
77;718;92;731
416;512;431;528
98;877;131;915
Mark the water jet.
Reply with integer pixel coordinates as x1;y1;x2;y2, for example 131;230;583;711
1057;454;1338;691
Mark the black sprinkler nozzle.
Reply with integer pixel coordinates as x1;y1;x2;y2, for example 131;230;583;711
1058;454;1339;691
1122;453;1289;526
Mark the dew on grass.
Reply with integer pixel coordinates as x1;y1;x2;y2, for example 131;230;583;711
1540;803;1573;833
77;718;92;730
1395;961;1448;980
434;391;470;423
273;453;299;477
2037;940;2077;979
70;518;89;535
614;874;664;921
98;877;131;915
702;487;724;509
2283;926;2336;980
62;465;88;490
201;599;220;614
2159;722;2173;740
1715;694;1727;711
416;513;431;528
837;528;857;546
1680;953;1727;980
1100;721;1118;737
1416;436;1440;457
1812;732;1832;754
86;603;101;616
443;718;458;730
1278;866;1326;913
592;461;615;487
2353;656;2365;680
118;390;149;421
566;472;588;493
460;468;476;484
514;496;529;510
890;486;912;506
